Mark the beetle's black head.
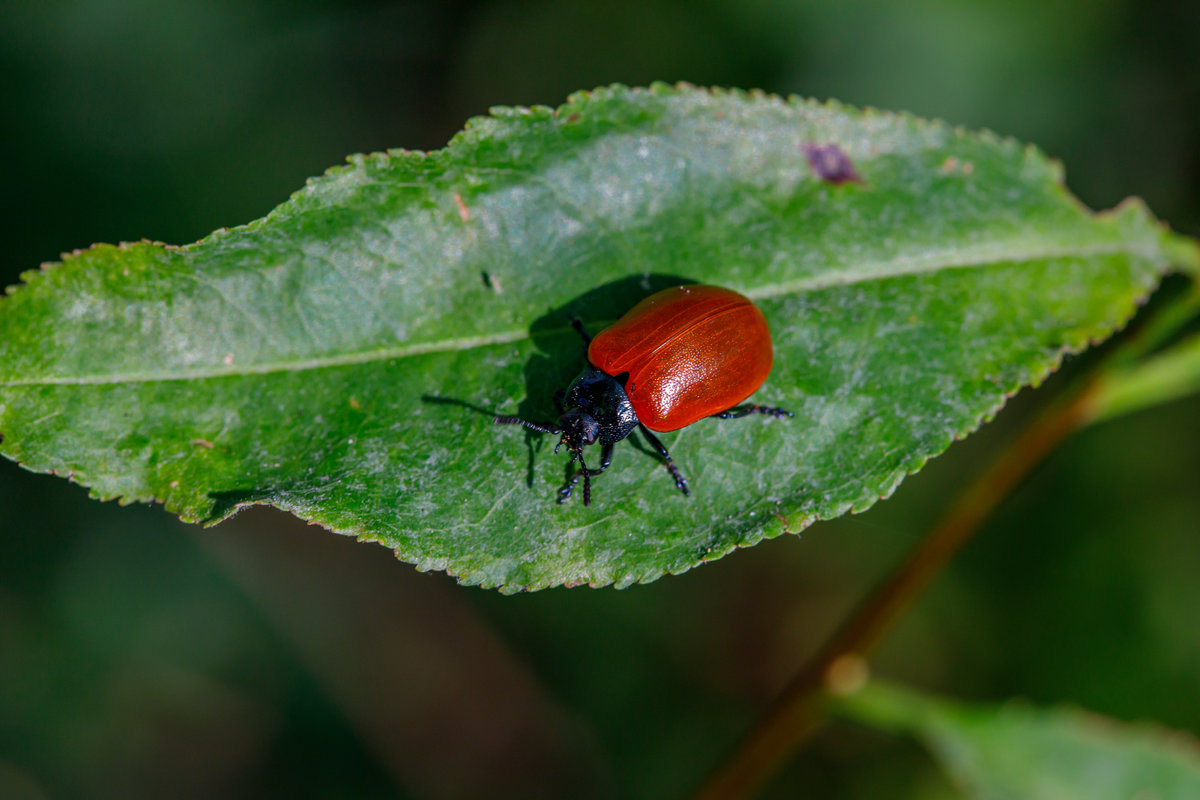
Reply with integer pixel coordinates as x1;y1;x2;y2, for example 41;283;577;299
555;409;600;455
491;365;637;507
561;367;638;446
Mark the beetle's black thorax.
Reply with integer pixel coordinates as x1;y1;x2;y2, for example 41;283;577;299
563;367;638;444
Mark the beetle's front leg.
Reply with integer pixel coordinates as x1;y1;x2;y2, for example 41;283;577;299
558;443;615;506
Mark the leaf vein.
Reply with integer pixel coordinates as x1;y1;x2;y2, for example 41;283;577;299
1;238;1153;388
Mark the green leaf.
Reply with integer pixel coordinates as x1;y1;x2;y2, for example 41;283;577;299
0;84;1187;590
833;682;1200;800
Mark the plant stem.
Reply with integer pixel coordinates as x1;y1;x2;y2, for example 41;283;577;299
1091;331;1200;423
1112;277;1200;366
690;379;1101;800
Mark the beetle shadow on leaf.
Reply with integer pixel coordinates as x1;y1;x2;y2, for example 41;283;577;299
422;273;695;488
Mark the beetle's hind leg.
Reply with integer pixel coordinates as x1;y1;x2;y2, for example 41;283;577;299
711;404;794;420
558;443;614;506
638;425;690;497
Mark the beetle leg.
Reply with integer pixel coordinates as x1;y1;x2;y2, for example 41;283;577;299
558;443;614;506
581;452;591;506
711;404;794;420
568;314;593;347
559;473;581;503
589;442;615;474
559;450;593;505
493;416;562;435
558;453;581;504
638;425;690;497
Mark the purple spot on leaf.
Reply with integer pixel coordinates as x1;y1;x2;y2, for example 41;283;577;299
801;143;863;185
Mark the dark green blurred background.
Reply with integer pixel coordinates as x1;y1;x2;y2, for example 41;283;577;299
2;1;1198;798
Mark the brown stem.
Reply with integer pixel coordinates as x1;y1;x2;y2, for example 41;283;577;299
690;381;1101;800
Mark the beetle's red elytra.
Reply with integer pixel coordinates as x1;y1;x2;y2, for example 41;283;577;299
588;285;773;431
494;285;791;505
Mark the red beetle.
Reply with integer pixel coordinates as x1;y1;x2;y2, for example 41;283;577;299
495;285;791;505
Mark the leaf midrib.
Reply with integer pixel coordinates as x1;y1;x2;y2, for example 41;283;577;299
1;237;1153;388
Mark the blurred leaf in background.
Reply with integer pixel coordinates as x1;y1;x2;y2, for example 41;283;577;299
2;0;1198;798
834;681;1200;800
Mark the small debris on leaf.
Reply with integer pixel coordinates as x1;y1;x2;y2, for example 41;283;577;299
941;156;975;176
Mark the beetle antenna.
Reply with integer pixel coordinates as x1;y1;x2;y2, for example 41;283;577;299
493;416;561;435
568;315;593;346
